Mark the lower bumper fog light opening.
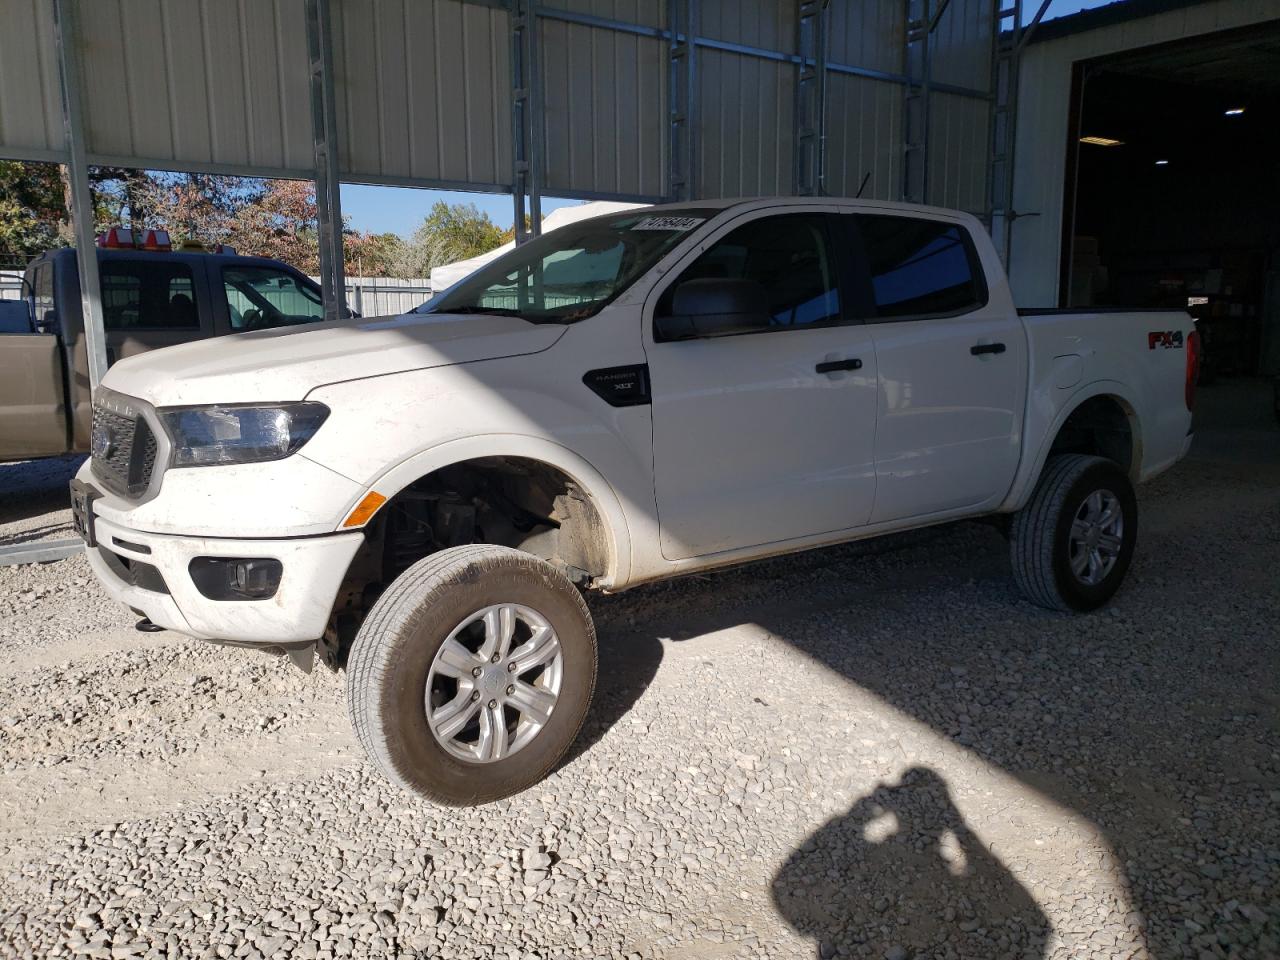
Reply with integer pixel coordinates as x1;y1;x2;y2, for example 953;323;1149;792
189;557;283;601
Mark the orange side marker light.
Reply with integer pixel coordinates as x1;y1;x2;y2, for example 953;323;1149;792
342;491;387;528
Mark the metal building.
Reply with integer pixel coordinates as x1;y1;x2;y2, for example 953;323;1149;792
1;0;1278;383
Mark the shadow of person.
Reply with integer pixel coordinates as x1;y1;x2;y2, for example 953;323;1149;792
774;767;1049;960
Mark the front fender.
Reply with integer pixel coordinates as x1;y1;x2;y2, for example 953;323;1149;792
324;434;633;588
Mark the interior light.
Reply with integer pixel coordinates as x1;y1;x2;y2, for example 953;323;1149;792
1155;159;1169;166
1079;135;1124;146
1224;107;1245;116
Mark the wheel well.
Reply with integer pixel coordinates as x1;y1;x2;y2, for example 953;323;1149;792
322;457;610;666
1047;395;1137;477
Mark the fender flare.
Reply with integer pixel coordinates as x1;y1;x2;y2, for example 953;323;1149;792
334;434;633;588
1002;379;1143;512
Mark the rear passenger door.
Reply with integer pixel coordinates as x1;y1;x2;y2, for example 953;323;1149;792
99;258;214;363
853;213;1026;524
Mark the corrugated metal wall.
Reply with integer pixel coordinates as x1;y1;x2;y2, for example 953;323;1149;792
332;0;512;189
539;11;667;199
79;0;313;176
0;0;65;162
0;0;998;207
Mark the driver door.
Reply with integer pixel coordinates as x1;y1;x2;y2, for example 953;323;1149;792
644;208;879;560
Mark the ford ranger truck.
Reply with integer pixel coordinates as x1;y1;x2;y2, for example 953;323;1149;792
71;198;1199;805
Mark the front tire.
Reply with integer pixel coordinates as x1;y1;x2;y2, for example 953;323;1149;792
1010;454;1138;612
347;545;597;805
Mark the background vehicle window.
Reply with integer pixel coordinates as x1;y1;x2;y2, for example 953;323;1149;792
667;214;840;328
222;266;325;330
857;215;984;319
33;264;54;330
99;261;199;330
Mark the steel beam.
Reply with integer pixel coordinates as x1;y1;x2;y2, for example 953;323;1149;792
0;538;83;567
525;4;992;101
510;0;544;243
305;0;347;321
667;0;697;201
52;0;108;392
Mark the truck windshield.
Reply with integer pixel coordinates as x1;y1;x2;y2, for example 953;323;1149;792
415;209;717;323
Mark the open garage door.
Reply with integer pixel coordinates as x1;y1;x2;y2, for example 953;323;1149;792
1062;22;1280;400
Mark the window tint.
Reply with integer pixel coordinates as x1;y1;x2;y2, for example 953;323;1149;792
222;266;325;330
665;213;840;329
857;215;984;319
100;261;199;330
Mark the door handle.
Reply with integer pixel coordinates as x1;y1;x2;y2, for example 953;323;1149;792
970;342;1006;356
815;358;862;373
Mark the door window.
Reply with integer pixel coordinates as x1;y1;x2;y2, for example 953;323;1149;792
662;213;841;330
222;266;326;330
99;261;199;330
857;215;986;319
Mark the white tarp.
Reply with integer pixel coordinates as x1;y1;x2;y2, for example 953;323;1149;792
428;201;648;294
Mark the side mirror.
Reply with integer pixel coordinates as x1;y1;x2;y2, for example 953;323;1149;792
655;278;773;341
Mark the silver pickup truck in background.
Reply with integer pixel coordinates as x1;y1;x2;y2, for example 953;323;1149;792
1;243;331;463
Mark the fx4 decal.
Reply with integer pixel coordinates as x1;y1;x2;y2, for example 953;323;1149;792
1148;330;1184;350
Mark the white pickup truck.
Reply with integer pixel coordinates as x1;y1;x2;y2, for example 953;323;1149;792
73;198;1198;804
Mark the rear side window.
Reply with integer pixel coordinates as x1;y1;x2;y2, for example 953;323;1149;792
857;215;985;320
663;213;841;329
99;261;199;330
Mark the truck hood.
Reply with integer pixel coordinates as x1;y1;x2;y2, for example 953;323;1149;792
100;312;567;407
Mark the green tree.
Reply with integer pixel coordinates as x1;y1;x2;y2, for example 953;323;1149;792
346;231;409;277
398;201;505;276
0;160;69;265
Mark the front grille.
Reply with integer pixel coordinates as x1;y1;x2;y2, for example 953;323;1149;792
91;405;158;498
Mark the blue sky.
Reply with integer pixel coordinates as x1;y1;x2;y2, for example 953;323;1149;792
339;0;1119;237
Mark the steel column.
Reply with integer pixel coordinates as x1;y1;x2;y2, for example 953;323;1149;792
985;0;1052;267
52;0;108;392
901;0;930;204
511;0;543;243
667;0;697;202
793;0;830;197
305;0;347;321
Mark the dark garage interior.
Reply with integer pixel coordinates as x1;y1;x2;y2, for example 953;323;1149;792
1065;23;1280;390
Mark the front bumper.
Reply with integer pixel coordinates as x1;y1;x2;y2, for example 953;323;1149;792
85;511;364;645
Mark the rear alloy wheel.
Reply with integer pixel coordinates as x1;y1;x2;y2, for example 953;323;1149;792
347;545;596;805
1010;454;1138;612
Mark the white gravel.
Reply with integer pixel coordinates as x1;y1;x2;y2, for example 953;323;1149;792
1;392;1277;960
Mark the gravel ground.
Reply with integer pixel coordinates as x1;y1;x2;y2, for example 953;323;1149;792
0;384;1277;960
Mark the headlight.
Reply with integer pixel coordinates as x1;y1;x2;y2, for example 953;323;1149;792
159;403;329;467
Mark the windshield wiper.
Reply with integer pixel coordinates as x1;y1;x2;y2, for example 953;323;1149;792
438;305;524;317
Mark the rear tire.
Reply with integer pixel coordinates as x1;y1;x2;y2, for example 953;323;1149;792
347;545;597;805
1010;454;1137;612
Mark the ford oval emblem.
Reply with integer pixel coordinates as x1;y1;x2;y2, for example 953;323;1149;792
91;423;115;460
